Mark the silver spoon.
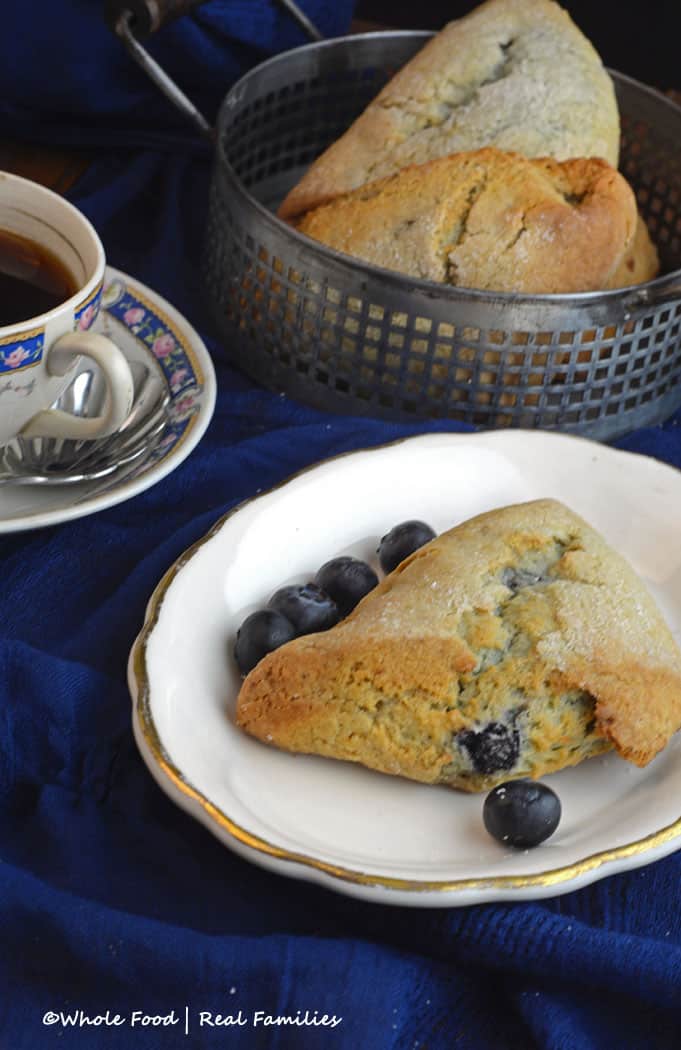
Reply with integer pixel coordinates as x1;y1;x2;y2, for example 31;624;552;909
0;405;168;486
0;357;170;486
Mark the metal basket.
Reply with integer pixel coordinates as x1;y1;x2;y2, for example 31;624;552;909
203;31;681;439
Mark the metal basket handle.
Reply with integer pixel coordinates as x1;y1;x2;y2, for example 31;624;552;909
105;0;323;137
105;0;206;37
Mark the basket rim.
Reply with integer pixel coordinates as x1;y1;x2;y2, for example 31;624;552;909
215;32;681;310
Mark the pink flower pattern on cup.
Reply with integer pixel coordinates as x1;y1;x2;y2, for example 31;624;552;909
3;345;30;369
75;288;101;332
78;304;96;331
0;286;102;375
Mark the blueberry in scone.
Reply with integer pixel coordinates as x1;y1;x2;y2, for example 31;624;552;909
236;500;681;792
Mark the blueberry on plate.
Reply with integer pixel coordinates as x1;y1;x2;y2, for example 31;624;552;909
234;610;296;676
315;557;378;618
378;520;436;574
483;780;561;849
268;583;339;635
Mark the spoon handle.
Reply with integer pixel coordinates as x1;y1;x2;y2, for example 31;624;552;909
0;460;123;487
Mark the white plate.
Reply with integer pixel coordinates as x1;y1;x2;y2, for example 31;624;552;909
129;432;681;907
0;267;215;532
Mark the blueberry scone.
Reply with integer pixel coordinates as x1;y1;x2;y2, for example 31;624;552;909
296;150;658;293
278;0;620;220
236;500;681;792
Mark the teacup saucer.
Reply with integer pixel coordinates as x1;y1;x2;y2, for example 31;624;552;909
0;266;215;532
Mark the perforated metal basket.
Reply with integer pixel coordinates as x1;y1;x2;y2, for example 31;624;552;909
202;31;681;439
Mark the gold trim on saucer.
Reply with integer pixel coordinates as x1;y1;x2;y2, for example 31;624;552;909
130;438;681;896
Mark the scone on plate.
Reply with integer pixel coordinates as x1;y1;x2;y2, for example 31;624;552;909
236;500;681;792
296;149;658;293
279;0;620;220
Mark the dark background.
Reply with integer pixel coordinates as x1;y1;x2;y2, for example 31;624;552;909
355;1;681;90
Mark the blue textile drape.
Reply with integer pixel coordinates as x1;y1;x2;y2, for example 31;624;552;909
1;3;681;1048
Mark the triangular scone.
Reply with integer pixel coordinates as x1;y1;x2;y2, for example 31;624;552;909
295;151;651;294
236;500;681;792
278;0;620;220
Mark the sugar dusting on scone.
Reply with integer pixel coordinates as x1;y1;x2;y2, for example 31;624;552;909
295;150;657;294
236;500;681;792
278;0;620;220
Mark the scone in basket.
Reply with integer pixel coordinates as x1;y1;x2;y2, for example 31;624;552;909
203;31;681;439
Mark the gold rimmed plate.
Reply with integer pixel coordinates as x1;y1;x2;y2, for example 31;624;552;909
128;432;681;906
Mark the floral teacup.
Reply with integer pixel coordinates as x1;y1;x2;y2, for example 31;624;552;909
0;171;134;445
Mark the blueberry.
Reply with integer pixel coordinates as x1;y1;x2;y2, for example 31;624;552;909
483;780;561;849
268;583;339;635
501;567;545;592
459;722;519;774
315;557;378;617
234;610;296;676
378;520;436;574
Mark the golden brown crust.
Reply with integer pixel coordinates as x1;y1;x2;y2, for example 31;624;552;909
609;213;660;288
279;0;620;220
236;499;681;792
295;149;640;294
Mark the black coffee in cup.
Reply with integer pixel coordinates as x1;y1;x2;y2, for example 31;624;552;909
0;230;78;326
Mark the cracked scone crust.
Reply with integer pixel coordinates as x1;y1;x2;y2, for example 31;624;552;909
236;500;681;793
296;149;654;293
278;0;620;220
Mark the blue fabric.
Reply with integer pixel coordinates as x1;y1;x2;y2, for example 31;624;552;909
0;0;350;148
2;4;681;1048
